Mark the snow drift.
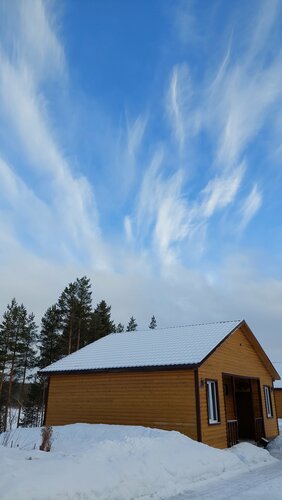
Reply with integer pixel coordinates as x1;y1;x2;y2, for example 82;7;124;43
0;423;277;500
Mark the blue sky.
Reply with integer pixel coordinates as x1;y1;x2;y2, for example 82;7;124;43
0;0;282;357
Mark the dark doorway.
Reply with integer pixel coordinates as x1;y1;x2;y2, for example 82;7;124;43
235;379;255;440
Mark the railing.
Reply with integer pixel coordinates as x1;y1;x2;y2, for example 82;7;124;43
227;419;239;447
254;417;264;442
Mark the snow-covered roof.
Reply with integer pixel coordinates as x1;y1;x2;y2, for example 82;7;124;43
274;363;282;388
41;320;243;374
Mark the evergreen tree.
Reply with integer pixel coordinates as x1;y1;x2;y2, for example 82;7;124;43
0;312;8;432
16;312;38;427
88;300;115;343
126;316;138;332
0;311;8;401
0;343;5;432
149;315;157;329
21;378;42;428
0;299;28;431
0;398;4;432
58;276;93;354
115;323;124;333
75;276;92;349
58;281;79;355
39;305;62;369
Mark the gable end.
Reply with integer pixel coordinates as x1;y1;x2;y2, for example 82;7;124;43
199;320;279;381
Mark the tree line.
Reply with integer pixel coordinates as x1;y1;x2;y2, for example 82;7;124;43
0;276;157;432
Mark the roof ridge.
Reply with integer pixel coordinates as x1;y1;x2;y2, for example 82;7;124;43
116;319;242;334
152;319;242;330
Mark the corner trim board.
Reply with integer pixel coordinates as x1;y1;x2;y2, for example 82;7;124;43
194;368;202;442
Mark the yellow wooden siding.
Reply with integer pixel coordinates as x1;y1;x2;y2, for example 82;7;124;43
222;375;236;420
274;389;282;418
198;327;278;448
46;369;198;440
251;379;262;419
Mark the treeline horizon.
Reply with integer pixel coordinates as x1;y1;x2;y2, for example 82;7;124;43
0;276;157;432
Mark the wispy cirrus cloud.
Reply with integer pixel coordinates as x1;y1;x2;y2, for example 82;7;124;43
150;0;282;266
122;112;148;194
0;0;108;268
200;163;245;218
0;0;65;81
238;184;262;232
166;63;192;154
1;0;277;275
153;170;189;266
204;2;282;170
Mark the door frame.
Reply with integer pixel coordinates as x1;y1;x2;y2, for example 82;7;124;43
222;372;265;445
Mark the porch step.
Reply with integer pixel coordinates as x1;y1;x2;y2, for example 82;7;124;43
259;437;270;448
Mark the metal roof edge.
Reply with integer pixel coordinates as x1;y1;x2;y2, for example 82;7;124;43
38;362;199;377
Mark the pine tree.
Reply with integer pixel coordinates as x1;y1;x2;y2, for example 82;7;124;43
0;313;7;432
0;312;8;401
115;323;124;333
0;398;4;432
58;281;79;355
39;305;62;369
0;299;28;431
16;312;38;427
126;316;138;332
21;378;42;427
88;300;116;343
75;276;92;349
0;380;5;432
149;315;157;329
58;277;93;354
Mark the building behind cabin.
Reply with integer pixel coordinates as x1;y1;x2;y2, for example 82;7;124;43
274;363;282;419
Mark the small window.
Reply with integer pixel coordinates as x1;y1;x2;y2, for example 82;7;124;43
264;386;273;418
207;380;220;424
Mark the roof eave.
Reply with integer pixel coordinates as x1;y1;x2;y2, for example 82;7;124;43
39;362;199;377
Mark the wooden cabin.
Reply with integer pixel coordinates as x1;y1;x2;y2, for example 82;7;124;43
41;320;280;449
274;363;282;418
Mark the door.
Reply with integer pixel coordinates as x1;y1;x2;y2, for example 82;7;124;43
235;378;255;440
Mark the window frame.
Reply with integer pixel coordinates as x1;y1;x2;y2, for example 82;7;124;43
206;379;220;425
264;385;273;418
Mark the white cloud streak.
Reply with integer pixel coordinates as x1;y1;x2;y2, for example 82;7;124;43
200;163;245;218
166;64;192;152
238;184;262;231
157;0;282;261
0;0;108;268
204;2;282;170
123;113;148;193
153;170;189;266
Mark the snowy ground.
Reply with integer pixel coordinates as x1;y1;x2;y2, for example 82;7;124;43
171;420;282;499
170;461;282;499
0;423;281;500
4;406;19;430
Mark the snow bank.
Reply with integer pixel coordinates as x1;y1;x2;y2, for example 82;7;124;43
268;436;282;453
0;423;277;500
229;441;277;467
268;420;282;455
